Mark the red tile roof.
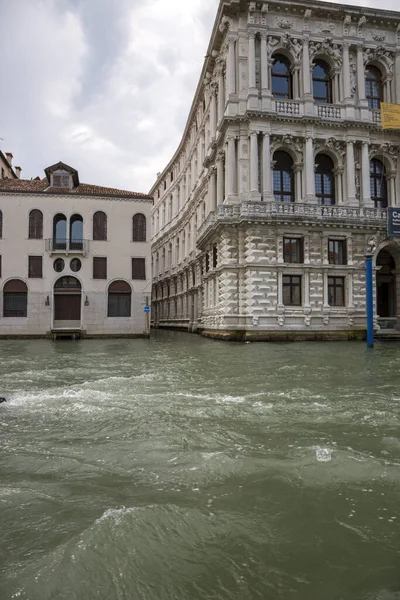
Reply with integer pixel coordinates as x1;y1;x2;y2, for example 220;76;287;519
0;178;152;199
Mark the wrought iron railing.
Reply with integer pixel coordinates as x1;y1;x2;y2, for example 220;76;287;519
45;239;90;254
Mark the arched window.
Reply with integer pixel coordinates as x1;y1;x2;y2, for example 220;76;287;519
370;159;387;208
53;214;67;250
3;279;28;317
273;151;294;203
70;214;83;250
272;55;292;99
54;276;81;290
28;209;43;239
315;154;335;205
0;210;3;239
365;66;383;110
132;213;146;242
93;211;107;241
313;60;332;104
107;280;131;317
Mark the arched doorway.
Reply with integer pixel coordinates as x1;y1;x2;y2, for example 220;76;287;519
376;249;396;328
53;276;82;329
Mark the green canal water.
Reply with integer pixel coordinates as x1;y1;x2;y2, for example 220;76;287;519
0;332;399;600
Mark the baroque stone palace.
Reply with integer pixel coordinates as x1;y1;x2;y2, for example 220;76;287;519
150;0;400;341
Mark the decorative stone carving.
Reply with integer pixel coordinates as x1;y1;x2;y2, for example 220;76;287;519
252;316;259;326
304;9;312;31
280;34;303;61
304;315;311;327
316;21;336;35
397;23;400;45
267;36;280;58
271;134;304;159
325;137;346;167
309;37;343;65
363;45;394;73
323;315;330;326
277;17;293;29
355;161;361;200
348;316;355;327
278;315;285;327
343;15;352;37
358;16;367;38
219;16;232;34
372;31;387;42
349;52;357;97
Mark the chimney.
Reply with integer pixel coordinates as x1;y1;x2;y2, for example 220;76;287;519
15;166;22;179
5;152;13;166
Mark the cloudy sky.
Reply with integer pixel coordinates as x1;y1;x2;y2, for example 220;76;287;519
0;0;399;193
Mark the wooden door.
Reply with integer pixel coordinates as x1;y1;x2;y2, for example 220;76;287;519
54;294;81;321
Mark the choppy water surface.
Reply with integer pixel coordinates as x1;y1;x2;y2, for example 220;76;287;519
0;332;400;600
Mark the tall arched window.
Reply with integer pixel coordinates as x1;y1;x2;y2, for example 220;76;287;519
0;210;3;239
272;55;292;99
313;60;332;104
107;280;131;317
3;279;28;317
273;151;294;203
53;214;67;250
70;214;83;250
370;159;387;208
315;154;335;205
93;211;107;241
365;66;383;110
28;209;43;240
132;213;146;242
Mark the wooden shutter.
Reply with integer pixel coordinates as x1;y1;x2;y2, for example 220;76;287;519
132;257;146;280
28;256;43;278
93;212;107;241
132;214;146;242
93;257;107;279
28;210;43;239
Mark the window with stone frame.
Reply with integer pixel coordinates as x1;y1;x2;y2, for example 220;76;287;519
132;214;147;242
328;276;345;307
312;60;332;104
365;66;383;110
272;54;292;99
283;275;302;306
328;239;347;265
28;256;43;278
132;257;146;280
93;211;107;241
370;159;388;208
315;154;335;205
93;257;107;280
273;151;294;203
283;238;303;264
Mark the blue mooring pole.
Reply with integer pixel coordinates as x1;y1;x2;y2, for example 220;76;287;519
365;251;374;348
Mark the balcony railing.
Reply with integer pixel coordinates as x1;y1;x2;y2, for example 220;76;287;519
45;239;90;254
372;110;382;125
197;202;387;240
275;101;301;116
317;104;342;120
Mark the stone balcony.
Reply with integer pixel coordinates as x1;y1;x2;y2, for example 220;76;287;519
197;202;387;242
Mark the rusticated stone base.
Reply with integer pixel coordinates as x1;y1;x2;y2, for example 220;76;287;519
201;329;366;342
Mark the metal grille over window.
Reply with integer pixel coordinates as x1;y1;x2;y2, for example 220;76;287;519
132;257;146;280
93;257;107;280
28;210;43;239
108;280;131;318
3;280;28;317
28;256;43;278
93;211;107;241
132;214;147;242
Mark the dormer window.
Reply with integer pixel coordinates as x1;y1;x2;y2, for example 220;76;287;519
51;171;72;188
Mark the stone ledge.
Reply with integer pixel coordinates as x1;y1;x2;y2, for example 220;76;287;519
201;329;366;342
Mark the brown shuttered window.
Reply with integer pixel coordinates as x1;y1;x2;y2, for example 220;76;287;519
93;257;107;280
0;210;3;238
28;210;43;239
28;256;43;278
132;214;146;242
132;257;146;280
93;211;107;241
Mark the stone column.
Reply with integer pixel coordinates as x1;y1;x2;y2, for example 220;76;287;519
294;163;303;202
250;132;259;195
346;140;357;206
277;270;284;307
356;44;367;105
260;33;268;92
262;132;273;201
210;86;217;140
227;35;236;96
209;168;217;213
395;50;400;105
302;37;311;98
388;174;396;207
334;169;343;205
342;42;351;102
347;272;354;309
323;271;330;309
305;135;316;202
248;32;256;90
218;67;225;125
361;141;372;206
216;151;225;206
226;136;236;198
304;270;310;309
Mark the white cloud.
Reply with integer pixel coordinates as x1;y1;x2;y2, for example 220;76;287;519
0;0;399;193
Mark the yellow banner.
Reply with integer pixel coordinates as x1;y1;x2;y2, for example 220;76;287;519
381;102;400;129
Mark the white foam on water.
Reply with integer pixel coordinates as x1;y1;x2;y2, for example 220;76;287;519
216;395;246;404
95;506;140;525
314;446;333;462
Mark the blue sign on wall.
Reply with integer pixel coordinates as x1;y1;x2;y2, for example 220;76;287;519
144;306;151;313
388;208;400;237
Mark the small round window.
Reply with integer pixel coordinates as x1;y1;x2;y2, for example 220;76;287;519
53;258;65;273
70;258;82;273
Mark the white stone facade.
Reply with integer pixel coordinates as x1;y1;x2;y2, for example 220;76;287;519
151;0;400;341
0;162;153;338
